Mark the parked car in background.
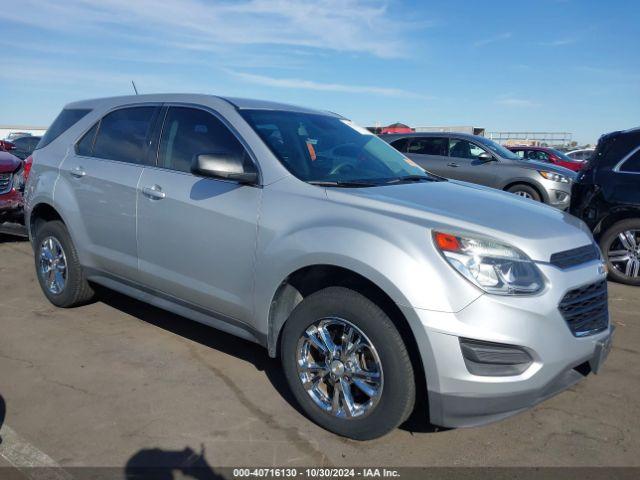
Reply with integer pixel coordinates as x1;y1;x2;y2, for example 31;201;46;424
571;127;640;285
25;94;613;439
507;146;585;172
383;132;576;209
567;148;595;162
4;132;32;142
9;136;41;160
0;151;25;225
0;140;16;152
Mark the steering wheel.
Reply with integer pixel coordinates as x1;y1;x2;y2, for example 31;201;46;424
329;162;356;176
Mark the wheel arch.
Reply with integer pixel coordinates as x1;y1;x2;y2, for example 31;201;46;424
502;180;546;203
267;264;428;414
28;201;67;241
594;207;640;238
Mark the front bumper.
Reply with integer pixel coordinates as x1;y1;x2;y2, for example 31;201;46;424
401;258;612;428
547;188;571;210
0;189;24;223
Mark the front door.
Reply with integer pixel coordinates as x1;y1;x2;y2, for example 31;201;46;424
137;106;261;324
446;138;500;187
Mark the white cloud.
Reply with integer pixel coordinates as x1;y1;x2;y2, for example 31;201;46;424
473;32;512;48
538;38;577;46
226;70;430;98
496;97;540;108
2;0;413;59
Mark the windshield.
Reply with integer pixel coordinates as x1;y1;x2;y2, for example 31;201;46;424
474;136;520;160
549;148;577;162
240;110;433;186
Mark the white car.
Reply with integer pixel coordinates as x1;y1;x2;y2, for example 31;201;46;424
566;149;594;161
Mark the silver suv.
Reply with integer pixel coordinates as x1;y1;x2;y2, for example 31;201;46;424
382;132;576;210
25;94;613;440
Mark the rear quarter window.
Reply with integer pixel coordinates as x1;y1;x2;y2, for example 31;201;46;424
36;109;91;149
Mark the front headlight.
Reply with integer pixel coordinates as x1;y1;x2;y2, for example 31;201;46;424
539;170;570;183
433;231;545;295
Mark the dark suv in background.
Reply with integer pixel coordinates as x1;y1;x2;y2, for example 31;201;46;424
571;127;640;285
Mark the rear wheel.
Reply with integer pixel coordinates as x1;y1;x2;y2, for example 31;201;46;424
600;219;640;286
506;184;541;202
281;287;415;440
34;220;95;307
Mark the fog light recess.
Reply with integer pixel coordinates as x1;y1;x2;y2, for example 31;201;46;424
459;338;533;377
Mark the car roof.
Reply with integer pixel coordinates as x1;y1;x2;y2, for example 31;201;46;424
506;146;555;151
64;94;342;118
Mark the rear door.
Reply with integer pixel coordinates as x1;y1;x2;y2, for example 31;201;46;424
404;137;449;176
136;105;261;324
62;105;160;280
446;138;500;186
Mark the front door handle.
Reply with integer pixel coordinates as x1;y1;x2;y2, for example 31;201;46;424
142;185;166;200
70;166;86;178
447;162;459;168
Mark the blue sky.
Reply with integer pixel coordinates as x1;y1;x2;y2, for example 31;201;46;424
1;0;638;144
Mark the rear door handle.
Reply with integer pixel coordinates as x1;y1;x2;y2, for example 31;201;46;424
142;185;166;200
70;166;86;178
447;162;459;168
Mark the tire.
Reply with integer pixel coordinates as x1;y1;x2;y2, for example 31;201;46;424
599;219;640;286
281;287;415;440
34;220;95;307
506;184;541;202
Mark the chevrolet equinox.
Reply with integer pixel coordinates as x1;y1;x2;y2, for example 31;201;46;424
25;94;614;440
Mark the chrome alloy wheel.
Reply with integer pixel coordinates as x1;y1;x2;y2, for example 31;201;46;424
38;236;68;294
514;190;533;199
608;229;640;278
296;317;383;419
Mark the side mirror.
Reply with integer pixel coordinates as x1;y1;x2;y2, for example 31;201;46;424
478;152;495;162
192;153;258;185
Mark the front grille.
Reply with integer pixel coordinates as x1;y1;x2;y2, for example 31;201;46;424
0;173;12;194
559;280;609;337
550;244;600;269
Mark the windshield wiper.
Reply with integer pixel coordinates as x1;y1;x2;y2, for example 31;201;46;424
308;180;379;188
384;175;435;184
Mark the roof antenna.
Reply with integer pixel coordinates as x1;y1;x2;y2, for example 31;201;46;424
131;81;139;95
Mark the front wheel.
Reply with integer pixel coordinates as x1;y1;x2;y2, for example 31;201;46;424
600;219;640;286
506;184;541;202
281;287;415;440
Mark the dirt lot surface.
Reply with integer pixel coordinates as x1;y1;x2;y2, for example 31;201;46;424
0;234;638;472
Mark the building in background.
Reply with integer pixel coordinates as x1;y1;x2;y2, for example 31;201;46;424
487;131;573;147
0;125;47;140
413;125;485;136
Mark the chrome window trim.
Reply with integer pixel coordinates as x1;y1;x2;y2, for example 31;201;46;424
613;144;640;175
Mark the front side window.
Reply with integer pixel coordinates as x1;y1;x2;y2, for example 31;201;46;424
474;136;520;160
620;147;640;173
92;107;157;164
240;110;432;186
526;150;550;162
158;107;249;174
408;137;448;156
448;139;485;159
36;108;91;150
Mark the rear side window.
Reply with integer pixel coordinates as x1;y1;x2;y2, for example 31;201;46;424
75;123;99;156
92;107;157;164
158;107;248;173
408;137;448;156
620;147;640;173
36;108;91;149
390;138;408;152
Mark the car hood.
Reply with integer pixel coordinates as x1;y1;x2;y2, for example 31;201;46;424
0;152;21;173
510;158;578;178
326;179;593;262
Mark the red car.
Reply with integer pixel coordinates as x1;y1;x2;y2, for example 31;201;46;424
506;146;585;172
0;151;27;225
